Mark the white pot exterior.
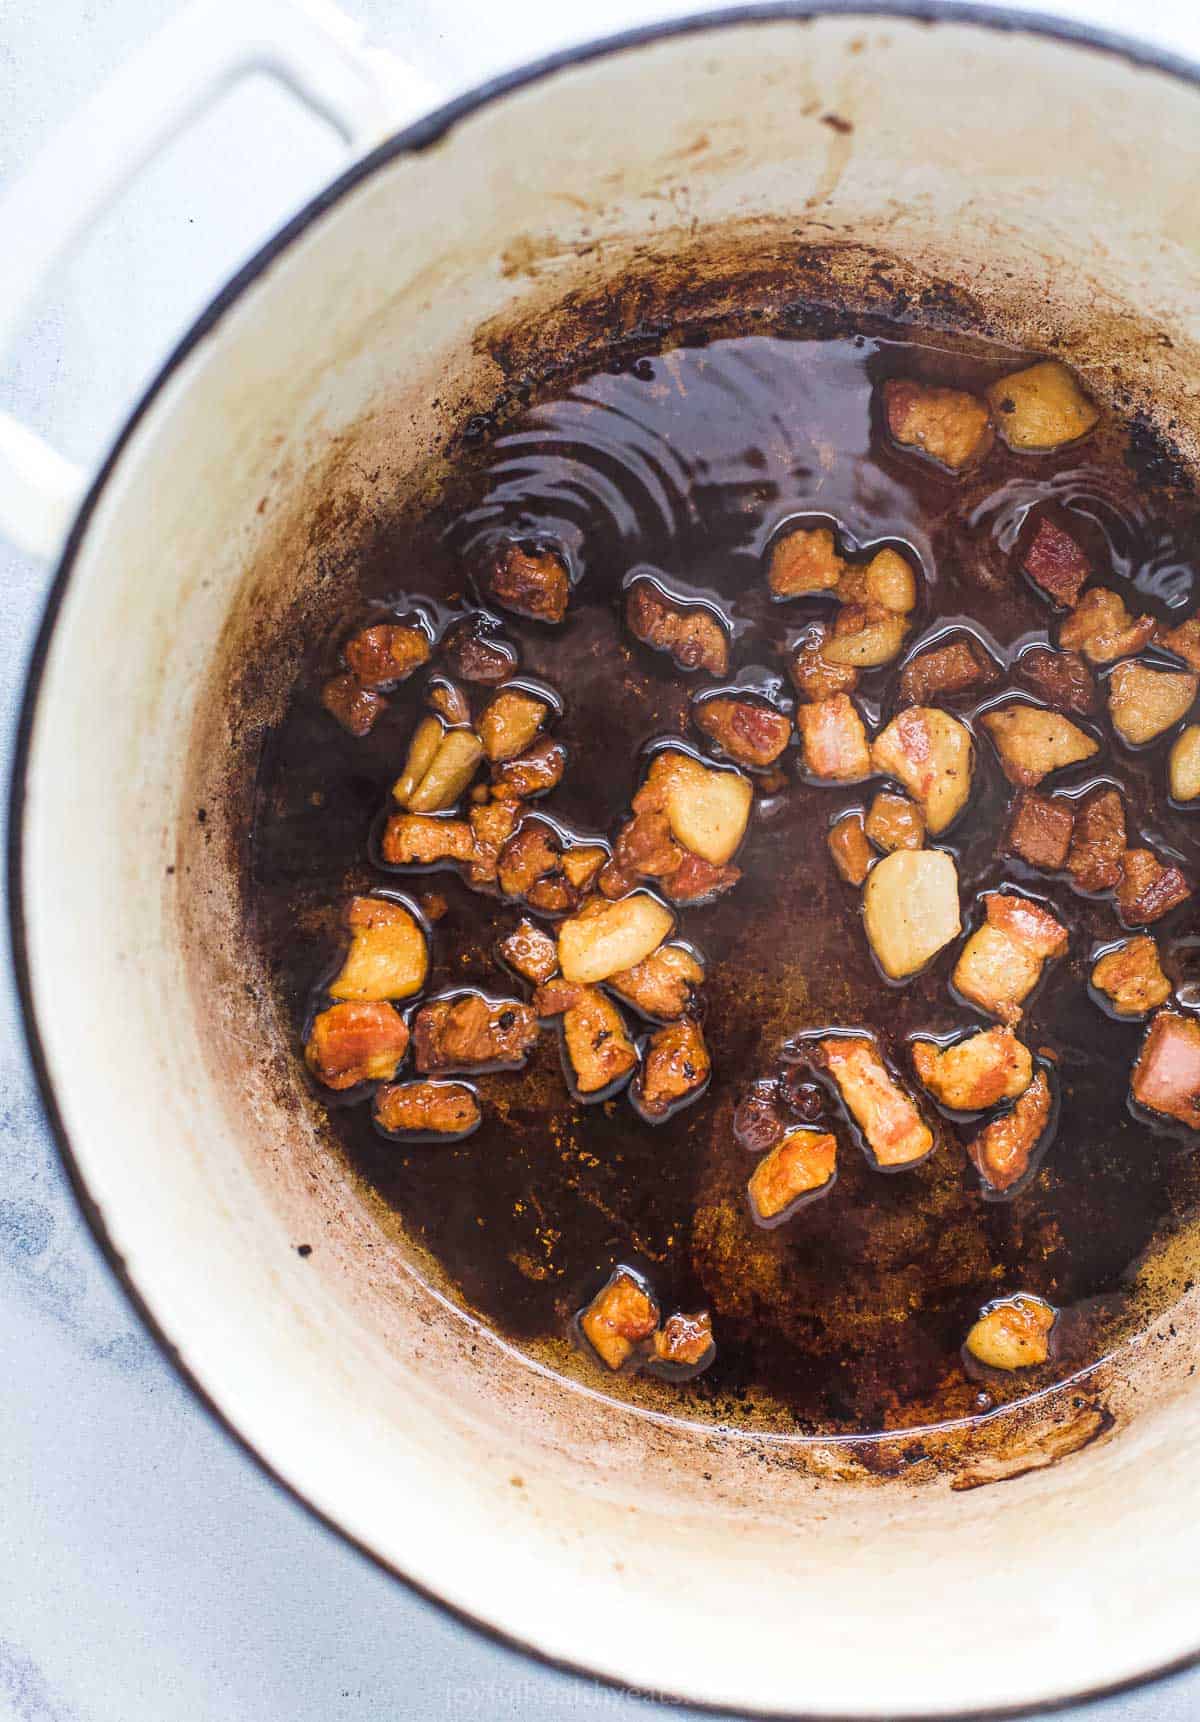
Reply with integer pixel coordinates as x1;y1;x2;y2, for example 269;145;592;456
15;11;1200;1715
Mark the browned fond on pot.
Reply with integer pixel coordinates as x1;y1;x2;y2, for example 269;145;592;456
177;224;1200;1501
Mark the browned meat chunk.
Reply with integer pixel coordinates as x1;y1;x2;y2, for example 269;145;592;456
981;703;1098;787
768;525;845;596
1005;791;1074;871
651;1311;714;1368
1013;646;1097;717
795;694;871;781
305;1001;410;1091
662;852;741;904
412;993;538;1074
692;695;791;768
815;1036;933;1167
1092;937;1171;1017
1160;615;1200;672
610;807;682;887
484;542;569;624
965;1293;1056;1369
966;1071;1053;1193
898;638;999;706
1116;849;1192;926
608;942;705;1019
477;688;551;762
499;917;558;985
373;1080;481;1138
490;736;567;801
863;791;925;853
426;678;472;726
343;622;431;687
535;980;638;1095
580;1268;659;1370
827;811;872;885
321;673;386;736
625;580;729;675
330;895;428;1002
562;846;607;891
465;800;521;887
1020;518;1090;608
871;707;974;833
1131;1010;1200;1130
787;626;859;702
496;822;568;907
634;1017;711;1119
882;379;993;471
440;614;519;684
913;1027;1033;1111
1108;661;1198;747
381;813;474;868
1059;588;1157;664
987;360;1098;451
747;1129;837;1221
952;893;1067;1024
1066;789;1126;893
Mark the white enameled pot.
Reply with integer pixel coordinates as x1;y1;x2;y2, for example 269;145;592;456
7;3;1200;1714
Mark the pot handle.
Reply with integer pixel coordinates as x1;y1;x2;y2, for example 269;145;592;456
0;0;439;561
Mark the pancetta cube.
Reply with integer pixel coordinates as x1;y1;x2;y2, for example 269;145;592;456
1116;849;1192;926
747;1129;837;1221
651;1311;715;1369
882;379;993;470
870;706;974;833
767;525;845;596
305;1001;410;1091
321;673;386;736
1066;788;1126;893
952;893;1067;1023
607;942;704;1019
373;1080;481;1139
796;695;871;781
557;892;674;984
485;542;570;624
827;811;873;885
864;791;925;853
1131;1010;1200;1130
1059;588;1157;664
898;638;998;706
625;580;729;674
412;993;538;1073
633;1017;711;1119
788;626;860;702
580;1268;659;1370
692;695;792;768
1020;518;1090;608
1091;937;1171;1017
498;917;559;985
329;896;429;1002
815;1036;933;1167
966;1071;1052;1193
965;1293;1056;1369
981;703;1098;787
912;1026;1033;1111
343;622;431;687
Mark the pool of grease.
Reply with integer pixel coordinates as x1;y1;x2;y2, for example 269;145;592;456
249;325;1200;1435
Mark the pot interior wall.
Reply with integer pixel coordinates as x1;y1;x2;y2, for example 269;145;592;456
20;13;1200;1714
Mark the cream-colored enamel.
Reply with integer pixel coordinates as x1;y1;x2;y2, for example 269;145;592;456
19;16;1200;1716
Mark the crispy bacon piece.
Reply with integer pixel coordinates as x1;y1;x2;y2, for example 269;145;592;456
871;706;974;833
651;1311;714;1368
1013;645;1097;717
1131;1010;1200;1130
440;614;519;684
898;638;999;706
305;1001;410;1091
1020;518;1090;608
815;1036;932;1167
986;360;1099;451
952;893;1067;1024
965;1071;1053;1193
499;917;558;985
912;1027;1033;1112
1059;588;1157;664
1005;791;1074;871
965;1294;1056;1369
788;626;860;702
484;542;569;624
634;1017;711;1118
534;979;638;1095
795;694;871;781
490;736;567;801
381;813;474;868
373;1080;481;1138
692;695;792;768
466;800;521;887
747;1129;837;1220
1160;615;1200;672
344;623;431;687
662;852;741;904
1066;789;1126;893
1116;849;1192;926
411;993;538;1074
321;673;386;736
580;1269;659;1371
768;526;845;596
863;790;925;854
625;580;729;674
1091;937;1171;1017
608;942;704;1019
981;703;1098;787
827;811;872;885
882;379;993;470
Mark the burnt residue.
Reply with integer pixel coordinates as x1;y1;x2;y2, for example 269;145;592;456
246;319;1200;1439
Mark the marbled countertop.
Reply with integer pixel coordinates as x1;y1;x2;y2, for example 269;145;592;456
3;0;1200;1714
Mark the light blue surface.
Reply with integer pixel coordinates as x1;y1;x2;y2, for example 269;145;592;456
4;1;1200;1716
